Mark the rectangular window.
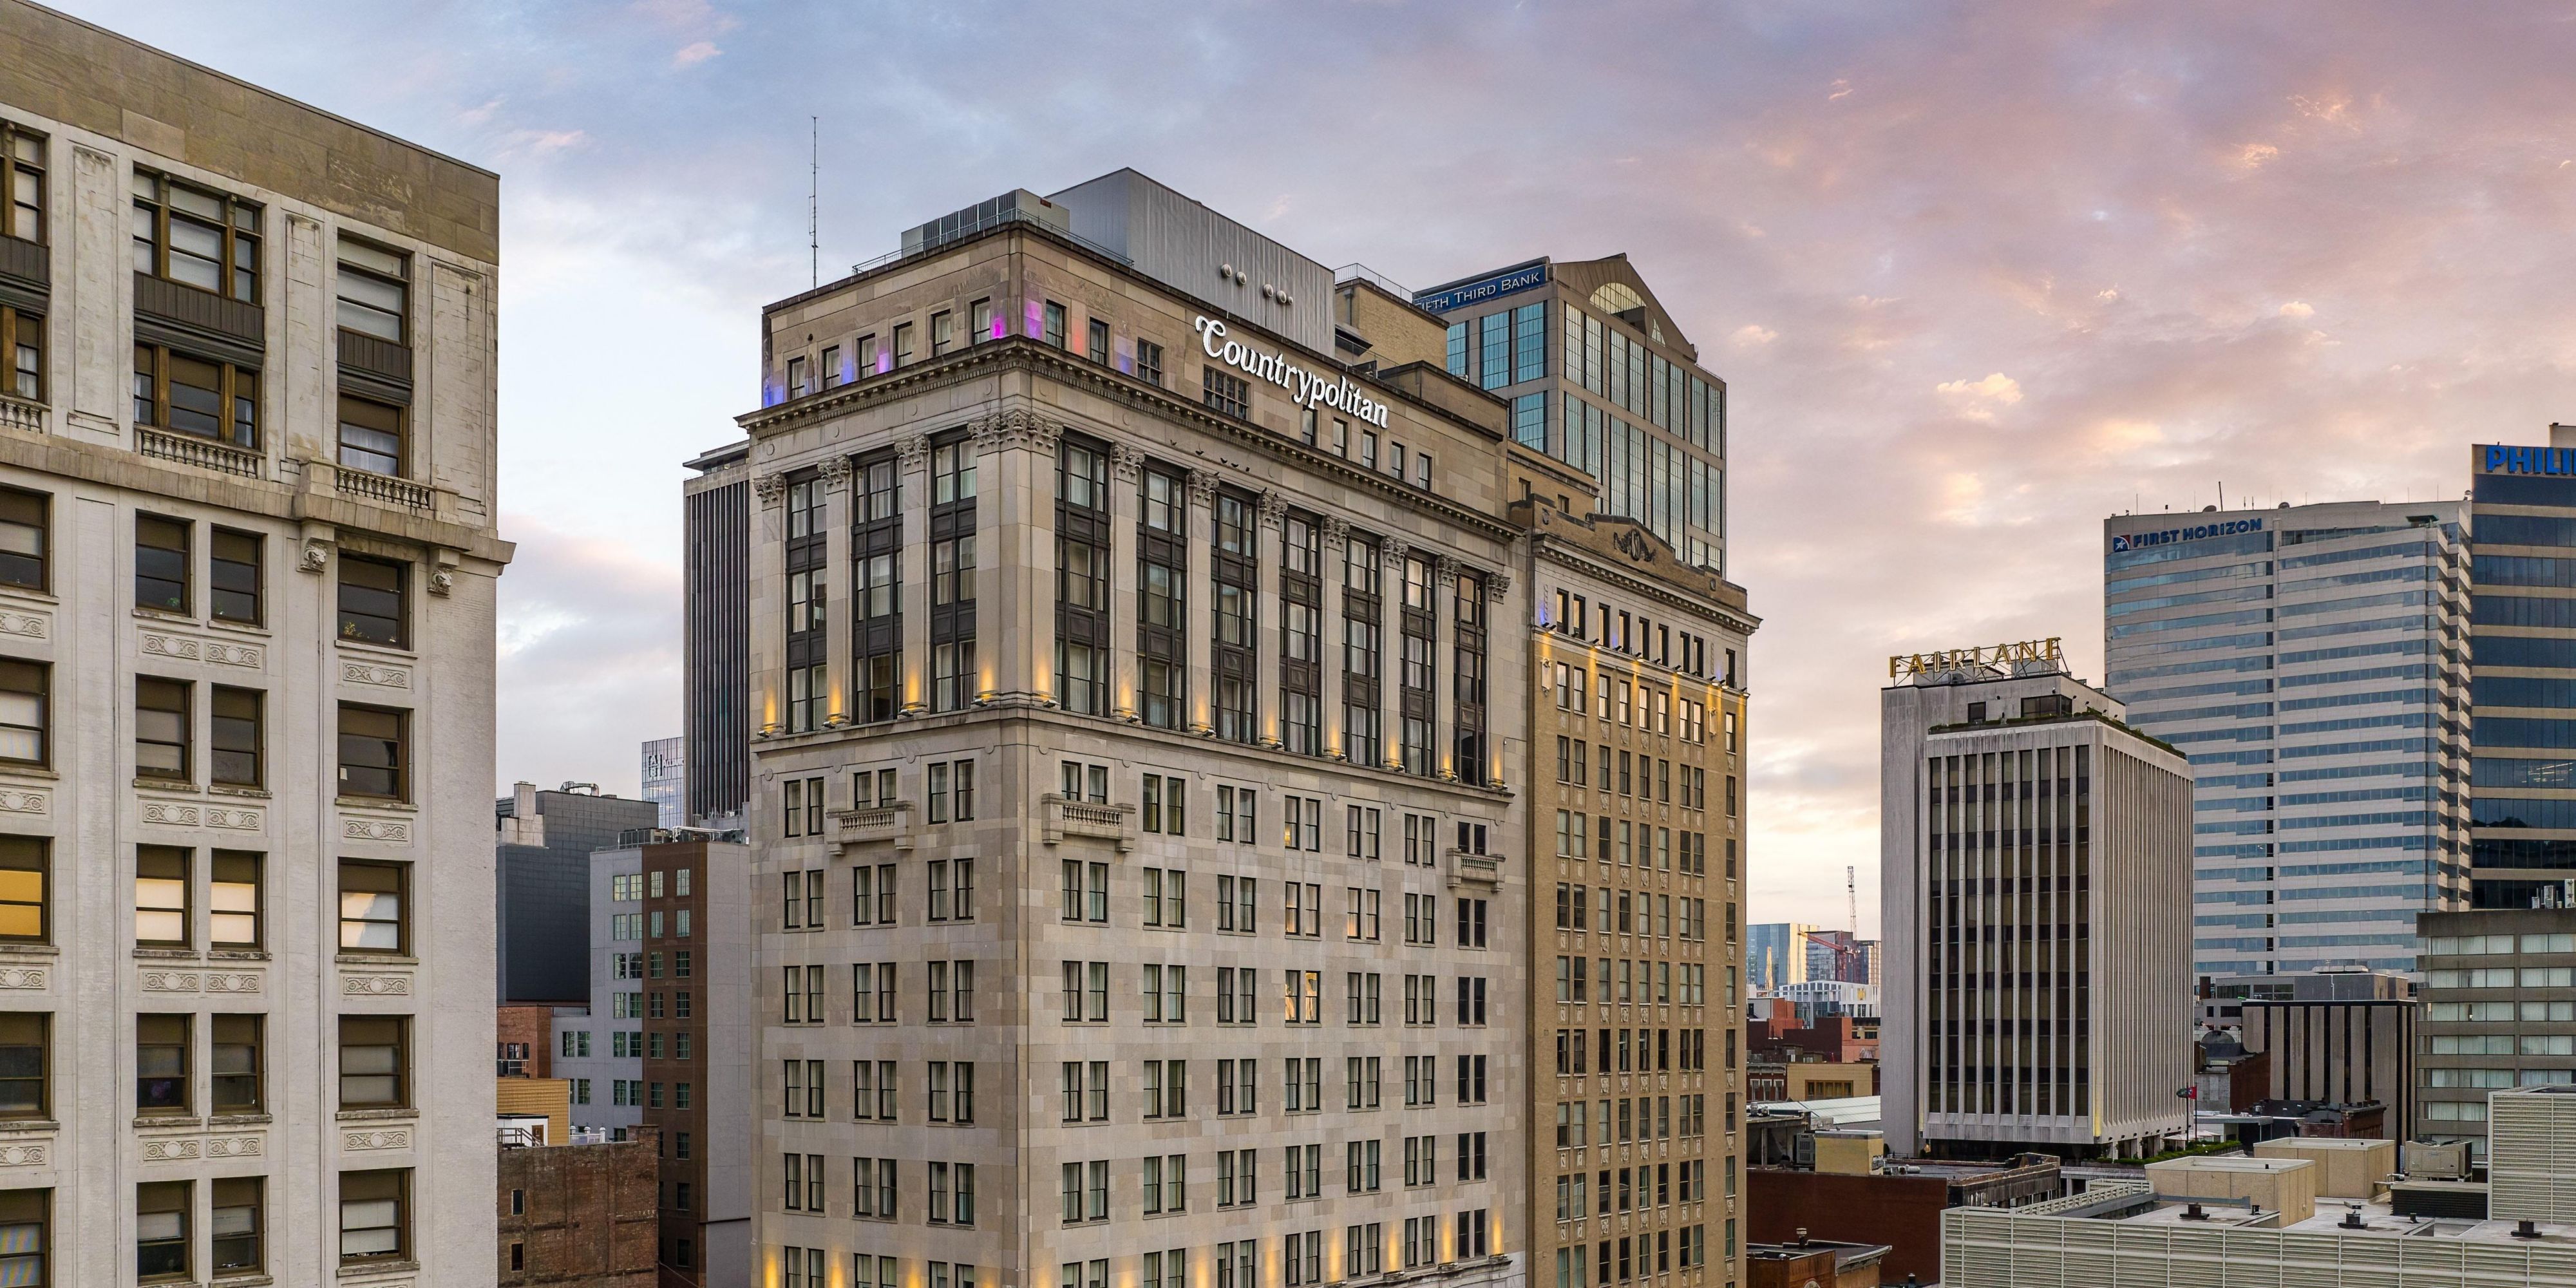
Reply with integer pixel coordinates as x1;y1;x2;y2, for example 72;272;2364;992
337;556;408;648
337;1169;407;1265
1136;339;1164;387
1086;318;1109;365
0;659;43;768
135;845;189;946
211;1175;262;1276
207;528;261;625
211;1013;262;1113
1043;303;1067;349
337;704;406;800
339;1016;406;1108
210;686;262;788
0;488;43;592
338;860;405;953
137;1013;189;1113
134;171;260;301
0;308;35;405
336;236;408;343
135;677;190;781
1204;368;1249;419
930;310;954;358
138;1179;191;1282
135;514;189;613
134;346;259;449
0;1012;37;1119
893;322;915;367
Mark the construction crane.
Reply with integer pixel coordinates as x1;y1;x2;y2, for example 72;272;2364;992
1795;925;1864;981
1847;865;1858;938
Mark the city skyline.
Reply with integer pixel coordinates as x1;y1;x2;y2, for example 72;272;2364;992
46;0;2576;935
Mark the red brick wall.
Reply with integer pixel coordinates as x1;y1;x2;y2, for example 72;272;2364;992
497;1005;554;1080
1747;1169;1947;1285
498;1128;659;1286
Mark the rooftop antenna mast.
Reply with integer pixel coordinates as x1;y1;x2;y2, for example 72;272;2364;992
808;117;819;289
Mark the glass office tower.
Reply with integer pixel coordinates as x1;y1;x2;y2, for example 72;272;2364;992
2104;502;2472;978
2468;430;2576;909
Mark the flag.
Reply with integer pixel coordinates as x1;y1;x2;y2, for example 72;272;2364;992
2176;1086;2199;1100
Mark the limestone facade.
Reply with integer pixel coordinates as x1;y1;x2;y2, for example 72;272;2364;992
0;5;509;1285
742;218;1528;1288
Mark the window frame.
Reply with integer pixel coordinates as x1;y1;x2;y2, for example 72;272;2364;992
134;513;190;614
337;1015;409;1110
337;1168;409;1266
334;235;409;345
337;859;407;956
208;527;261;625
133;170;261;303
133;345;258;449
335;392;404;478
0;307;39;405
336;703;408;802
135;1012;190;1115
1;120;43;246
335;554;409;649
134;677;191;782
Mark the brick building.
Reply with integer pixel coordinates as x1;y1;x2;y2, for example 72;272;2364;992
499;1126;659;1287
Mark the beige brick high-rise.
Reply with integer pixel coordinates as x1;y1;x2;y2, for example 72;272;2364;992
733;174;1526;1288
0;3;510;1284
1512;464;1755;1288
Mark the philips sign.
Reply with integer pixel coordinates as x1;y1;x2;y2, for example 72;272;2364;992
2483;444;2576;476
1195;317;1391;429
1412;260;1549;315
2109;517;2263;553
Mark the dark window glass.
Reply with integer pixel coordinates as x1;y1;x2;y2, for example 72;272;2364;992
337;556;406;647
0;659;43;766
211;1014;261;1113
209;529;260;624
135;514;188;612
0;488;44;591
136;1014;188;1113
212;1176;262;1275
135;677;189;781
0;1013;43;1117
211;687;261;787
337;1168;406;1264
337;705;405;800
137;1180;189;1281
338;1016;406;1108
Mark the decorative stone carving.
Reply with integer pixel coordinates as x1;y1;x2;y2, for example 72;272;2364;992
341;661;412;689
1187;468;1218;507
300;538;331;573
343;1128;412;1152
898;434;931;471
140;632;199;661
0;1144;45;1167
141;801;200;828
140;971;200;993
204;807;261;831
1110;441;1144;482
1487;570;1513;602
1321;516;1350;554
0;967;46;989
817;456;853;489
0;610;46;639
1382;536;1410;566
1435;556;1461;589
754;472;789;506
204;1135;264;1159
972;408;1059;453
141;1137;202;1162
202;972;262;994
0;790;45;816
343;974;412;997
427;568;455;597
343;817;412;844
1257;490;1287;531
204;640;261;668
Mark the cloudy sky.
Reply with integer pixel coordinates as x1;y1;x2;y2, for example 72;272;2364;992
61;0;2576;932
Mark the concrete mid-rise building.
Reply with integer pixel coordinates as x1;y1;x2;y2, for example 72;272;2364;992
2219;967;2419;1136
0;5;511;1283
1880;641;2193;1159
2415;906;2576;1160
2105;500;2473;979
735;171;1539;1288
1520;489;1754;1288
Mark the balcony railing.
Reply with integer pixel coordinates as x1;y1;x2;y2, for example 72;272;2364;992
137;425;262;480
0;395;39;437
335;466;433;511
1042;794;1137;852
827;800;915;853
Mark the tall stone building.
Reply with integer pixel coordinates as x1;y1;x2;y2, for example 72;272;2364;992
1879;643;2192;1160
0;3;509;1283
736;173;1526;1288
1516;475;1755;1288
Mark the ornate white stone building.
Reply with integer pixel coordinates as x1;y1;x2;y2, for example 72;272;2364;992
0;5;510;1284
734;173;1528;1288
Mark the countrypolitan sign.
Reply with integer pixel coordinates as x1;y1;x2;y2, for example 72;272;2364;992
1195;316;1392;429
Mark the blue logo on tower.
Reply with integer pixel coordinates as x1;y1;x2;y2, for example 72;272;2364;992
2485;444;2576;476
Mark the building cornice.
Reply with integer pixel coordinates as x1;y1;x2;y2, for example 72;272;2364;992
1531;534;1759;637
739;337;1526;548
